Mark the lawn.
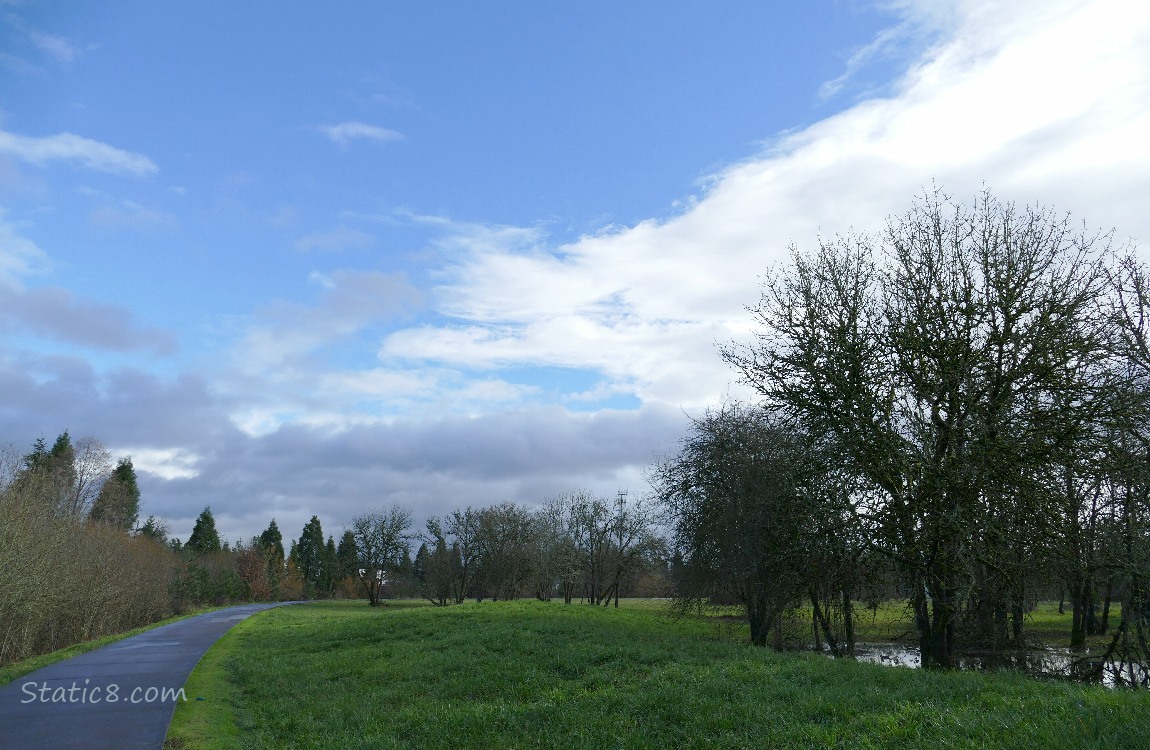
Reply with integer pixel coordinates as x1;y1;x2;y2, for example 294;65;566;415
165;599;1148;749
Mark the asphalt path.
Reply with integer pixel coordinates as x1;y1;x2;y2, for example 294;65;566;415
0;601;301;750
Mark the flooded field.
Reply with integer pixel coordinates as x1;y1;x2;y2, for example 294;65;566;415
852;642;1149;688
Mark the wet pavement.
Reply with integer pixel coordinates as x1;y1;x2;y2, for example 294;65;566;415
0;602;301;750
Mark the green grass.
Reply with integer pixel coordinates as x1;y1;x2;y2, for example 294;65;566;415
165;599;1149;749
0;604;235;687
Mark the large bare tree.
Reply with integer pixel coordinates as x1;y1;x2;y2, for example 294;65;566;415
726;188;1121;667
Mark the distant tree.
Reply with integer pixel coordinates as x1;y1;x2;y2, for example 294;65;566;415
236;543;272;601
528;502;573;602
136;515;169;545
186;507;222;555
258;519;285;560
258;519;286;596
351;505;412;606
89;457;140;530
17;432;112;518
66;437;113;519
421;537;454;606
292;516;327;598
336;529;357;577
562;492;617;606
47;432;77;513
425;507;484;603
475;502;536;600
321;535;339;597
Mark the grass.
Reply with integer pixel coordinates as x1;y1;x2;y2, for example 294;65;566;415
165;599;1149;749
0;604;235;687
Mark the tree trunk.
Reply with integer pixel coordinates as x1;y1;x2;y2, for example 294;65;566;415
1010;595;1024;644
924;586;957;669
1100;583;1112;635
913;585;931;665
842;588;856;657
810;590;840;657
747;597;770;647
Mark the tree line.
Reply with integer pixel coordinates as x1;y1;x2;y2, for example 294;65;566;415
1;428;671;671
655;189;1150;685
251;492;668;609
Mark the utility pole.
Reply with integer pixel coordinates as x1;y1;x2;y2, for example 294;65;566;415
614;490;626;608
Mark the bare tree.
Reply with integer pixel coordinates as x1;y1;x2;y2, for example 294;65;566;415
63;436;113;519
475;502;535;600
351;505;413;606
425;507;484;603
726;188;1120;667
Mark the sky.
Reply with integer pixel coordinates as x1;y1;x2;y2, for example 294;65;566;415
2;0;1149;545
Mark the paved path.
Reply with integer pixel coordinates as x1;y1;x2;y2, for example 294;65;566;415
0;602;301;750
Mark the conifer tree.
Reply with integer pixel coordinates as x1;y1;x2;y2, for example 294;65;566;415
187;506;222;555
89;457;141;530
258;519;285;560
322;535;338;596
258;519;286;596
336;530;357;581
292;516;327;597
137;515;169;544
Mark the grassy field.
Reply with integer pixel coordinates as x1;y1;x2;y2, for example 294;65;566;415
165;599;1148;749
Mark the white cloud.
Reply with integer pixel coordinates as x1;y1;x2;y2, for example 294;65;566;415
0;129;158;175
0;210;50;283
294;225;373;252
378;0;1150;411
319;121;404;147
30;32;78;64
114;447;201;480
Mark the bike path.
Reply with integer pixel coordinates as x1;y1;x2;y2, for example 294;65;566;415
0;601;302;750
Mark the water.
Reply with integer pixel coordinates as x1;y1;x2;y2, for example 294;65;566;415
851;643;1149;688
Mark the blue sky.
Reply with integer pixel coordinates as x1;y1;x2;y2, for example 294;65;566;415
3;0;1149;544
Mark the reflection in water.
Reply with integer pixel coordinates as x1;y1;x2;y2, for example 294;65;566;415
851;643;1148;688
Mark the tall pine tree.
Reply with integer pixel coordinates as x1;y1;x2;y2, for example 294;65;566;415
187;506;222;555
291;516;326;598
258;519;286;597
89;457;140;530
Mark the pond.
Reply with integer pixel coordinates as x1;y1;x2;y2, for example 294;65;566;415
851;642;1149;688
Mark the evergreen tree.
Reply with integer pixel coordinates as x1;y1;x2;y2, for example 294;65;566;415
89;457;141;530
137;515;169;544
258;519;285;560
258;519;286;596
292;516;327;597
187;506;222;555
48;432;77;512
336;530;357;581
18;432;77;514
413;542;430;584
22;436;51;473
322;535;338;596
395;546;414;597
